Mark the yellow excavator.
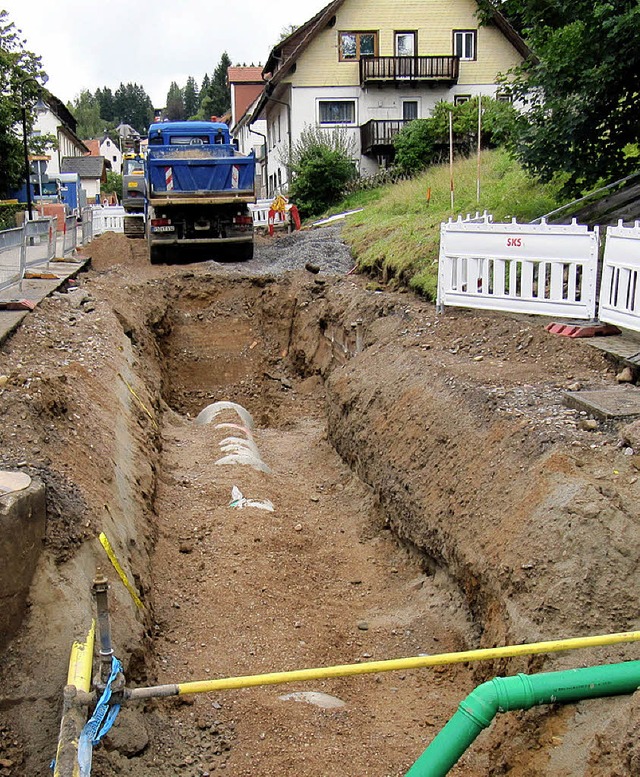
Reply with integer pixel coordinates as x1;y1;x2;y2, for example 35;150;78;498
121;142;146;238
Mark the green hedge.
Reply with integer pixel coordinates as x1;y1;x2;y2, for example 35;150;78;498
0;203;26;231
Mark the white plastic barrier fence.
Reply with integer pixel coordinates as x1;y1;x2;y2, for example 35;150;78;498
249;200;288;230
599;221;640;334
92;205;125;236
437;217;599;320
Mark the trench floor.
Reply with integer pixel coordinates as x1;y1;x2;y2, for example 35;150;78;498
92;285;477;775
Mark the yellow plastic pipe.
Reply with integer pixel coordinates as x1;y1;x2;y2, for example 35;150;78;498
54;622;95;777
128;628;640;700
67;620;96;692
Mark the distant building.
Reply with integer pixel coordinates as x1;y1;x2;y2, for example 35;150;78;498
84;135;123;174
32;92;88;178
61;156;107;204
228;67;267;198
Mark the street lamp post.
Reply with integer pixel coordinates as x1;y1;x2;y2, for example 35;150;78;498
21;99;33;221
19;75;48;223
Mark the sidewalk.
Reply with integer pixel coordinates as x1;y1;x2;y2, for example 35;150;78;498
0;254;90;346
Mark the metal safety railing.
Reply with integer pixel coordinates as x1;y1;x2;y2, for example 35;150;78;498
25;218;57;268
63;215;78;257
81;207;93;245
0;227;26;292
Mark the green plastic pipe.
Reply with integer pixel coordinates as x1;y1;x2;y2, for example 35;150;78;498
405;660;640;777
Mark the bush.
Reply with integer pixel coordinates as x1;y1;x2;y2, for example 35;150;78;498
285;125;357;217
394;96;518;174
0;203;25;231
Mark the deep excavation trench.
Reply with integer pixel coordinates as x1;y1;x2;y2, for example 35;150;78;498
0;239;639;776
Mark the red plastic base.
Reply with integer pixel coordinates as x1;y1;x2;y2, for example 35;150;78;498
545;321;621;338
0;299;36;311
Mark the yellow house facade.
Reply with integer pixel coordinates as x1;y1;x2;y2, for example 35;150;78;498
251;0;530;196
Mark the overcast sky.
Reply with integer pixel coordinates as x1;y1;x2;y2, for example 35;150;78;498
2;0;327;107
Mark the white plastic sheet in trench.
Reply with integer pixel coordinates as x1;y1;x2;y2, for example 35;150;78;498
437;217;599;320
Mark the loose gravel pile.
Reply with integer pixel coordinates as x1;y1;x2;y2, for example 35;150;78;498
225;224;355;275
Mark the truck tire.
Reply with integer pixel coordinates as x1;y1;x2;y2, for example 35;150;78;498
149;246;163;264
238;243;254;262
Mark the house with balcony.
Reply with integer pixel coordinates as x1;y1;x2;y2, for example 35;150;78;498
250;0;531;195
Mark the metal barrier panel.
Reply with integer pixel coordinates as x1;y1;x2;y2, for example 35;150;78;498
24;219;53;267
48;217;58;262
63;216;77;256
437;218;599;320
0;227;25;291
81;208;93;245
599;221;640;334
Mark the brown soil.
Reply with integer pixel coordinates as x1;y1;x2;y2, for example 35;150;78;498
0;231;639;777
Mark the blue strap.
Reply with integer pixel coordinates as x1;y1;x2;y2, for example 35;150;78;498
78;656;123;776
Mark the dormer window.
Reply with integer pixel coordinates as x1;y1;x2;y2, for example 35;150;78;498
339;31;378;61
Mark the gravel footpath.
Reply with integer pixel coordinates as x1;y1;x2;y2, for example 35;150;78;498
217;223;356;275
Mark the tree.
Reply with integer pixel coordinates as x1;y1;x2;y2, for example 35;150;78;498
165;81;185;121
393;97;517;174
485;0;640;193
285;125;357;216
183;76;199;118
200;74;210;104
199;52;231;119
95;87;115;123
113;82;154;133
0;10;47;197
70;90;103;139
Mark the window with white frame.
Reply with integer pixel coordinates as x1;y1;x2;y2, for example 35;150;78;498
395;32;416;57
318;99;356;125
454;94;471;106
339;31;378;61
453;30;476;61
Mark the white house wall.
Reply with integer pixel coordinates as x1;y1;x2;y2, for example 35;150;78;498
101;137;122;174
265;80;505;188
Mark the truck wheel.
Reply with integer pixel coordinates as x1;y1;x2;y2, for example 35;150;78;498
238;243;254;262
149;246;163;264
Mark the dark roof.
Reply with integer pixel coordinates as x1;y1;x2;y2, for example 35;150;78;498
61;155;107;179
43;91;78;133
253;0;533;120
262;0;344;81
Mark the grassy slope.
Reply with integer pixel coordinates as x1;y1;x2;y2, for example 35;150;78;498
339;149;564;299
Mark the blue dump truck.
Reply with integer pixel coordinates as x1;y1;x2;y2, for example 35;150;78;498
145;121;256;262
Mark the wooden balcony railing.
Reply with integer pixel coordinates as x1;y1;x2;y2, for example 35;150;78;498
360;55;459;84
360;119;410;155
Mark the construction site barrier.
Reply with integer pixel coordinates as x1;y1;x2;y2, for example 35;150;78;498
25;218;56;268
249;199;289;231
0;226;25;291
437;216;599;320
598;220;640;335
81;207;93;245
62;215;78;257
92;205;125;237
